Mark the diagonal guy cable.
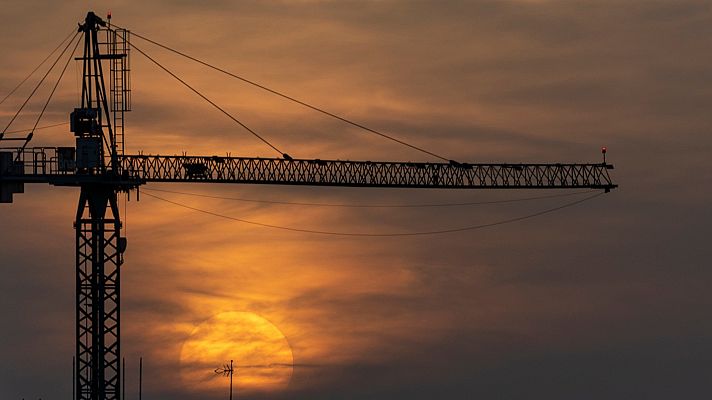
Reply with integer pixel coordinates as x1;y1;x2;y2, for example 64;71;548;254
17;34;83;155
0;27;76;107
3;121;68;135
1;31;80;139
119;26;450;162
130;40;288;158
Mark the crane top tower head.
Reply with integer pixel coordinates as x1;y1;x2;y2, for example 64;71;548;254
71;11;131;176
79;11;106;33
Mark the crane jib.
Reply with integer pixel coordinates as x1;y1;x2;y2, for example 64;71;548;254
1;147;616;199
119;155;616;189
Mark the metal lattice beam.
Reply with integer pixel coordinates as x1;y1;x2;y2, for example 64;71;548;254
75;185;122;400
0;148;616;190
119;155;616;189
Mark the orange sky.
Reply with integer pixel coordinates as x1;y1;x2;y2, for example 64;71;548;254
1;1;712;399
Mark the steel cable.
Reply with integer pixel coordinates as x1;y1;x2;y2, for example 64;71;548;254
0;28;76;107
1;31;80;139
142;190;604;237
142;187;598;208
17;35;83;154
130;41;288;158
116;27;451;162
1;121;69;136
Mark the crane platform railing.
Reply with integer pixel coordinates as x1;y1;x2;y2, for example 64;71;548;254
1;146;616;190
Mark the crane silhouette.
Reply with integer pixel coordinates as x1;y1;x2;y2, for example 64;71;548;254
0;11;616;400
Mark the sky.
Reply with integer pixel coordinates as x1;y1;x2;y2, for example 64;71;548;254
1;0;711;399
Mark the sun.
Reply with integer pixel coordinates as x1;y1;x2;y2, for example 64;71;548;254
179;311;294;395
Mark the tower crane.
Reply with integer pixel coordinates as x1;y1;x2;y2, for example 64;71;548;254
0;12;616;400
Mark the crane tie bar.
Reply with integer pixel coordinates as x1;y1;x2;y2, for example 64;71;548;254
111;25;451;162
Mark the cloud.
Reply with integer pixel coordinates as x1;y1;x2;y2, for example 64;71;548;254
2;1;712;399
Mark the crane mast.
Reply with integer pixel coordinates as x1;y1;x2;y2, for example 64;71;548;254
72;12;137;400
0;11;616;400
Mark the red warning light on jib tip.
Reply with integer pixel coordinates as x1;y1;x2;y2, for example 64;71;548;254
601;146;607;154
